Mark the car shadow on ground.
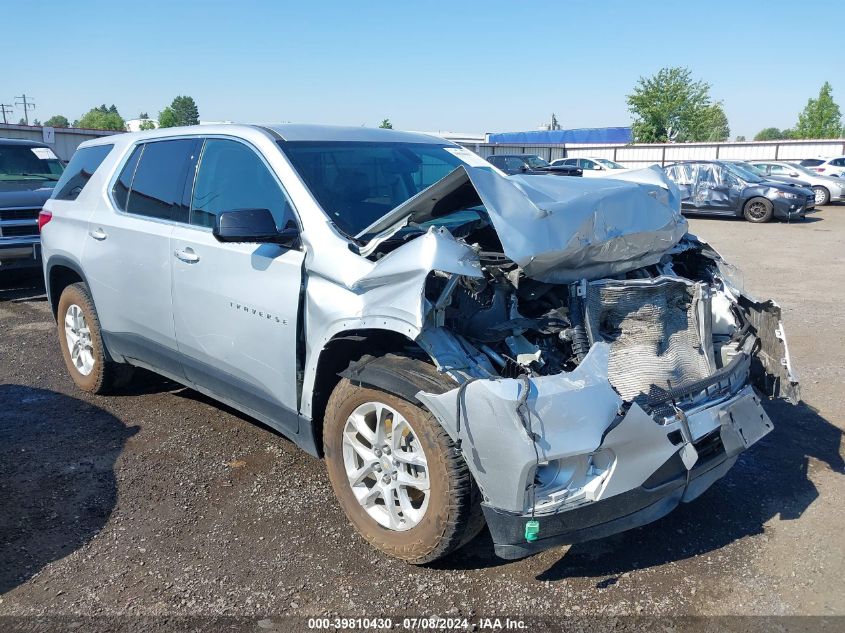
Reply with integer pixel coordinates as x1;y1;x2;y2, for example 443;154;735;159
0;385;139;594
435;399;843;578
0;270;47;303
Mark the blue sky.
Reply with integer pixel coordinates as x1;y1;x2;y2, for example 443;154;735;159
5;0;840;138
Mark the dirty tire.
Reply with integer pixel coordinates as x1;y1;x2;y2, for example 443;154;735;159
812;186;830;206
324;378;484;564
56;282;134;394
743;197;774;223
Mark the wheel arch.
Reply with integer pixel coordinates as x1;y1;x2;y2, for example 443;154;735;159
45;257;89;320
305;329;456;458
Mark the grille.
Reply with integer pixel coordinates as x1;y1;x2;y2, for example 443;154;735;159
0;208;40;221
585;280;714;406
0;224;38;237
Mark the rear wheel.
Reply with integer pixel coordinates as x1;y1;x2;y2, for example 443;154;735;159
743;197;774;223
812;186;830;206
56;282;134;394
324;377;484;563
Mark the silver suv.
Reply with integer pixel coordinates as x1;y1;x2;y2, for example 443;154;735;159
41;125;799;563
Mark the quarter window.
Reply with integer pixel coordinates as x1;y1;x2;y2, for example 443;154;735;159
123;139;199;222
190;139;296;229
112;145;142;211
52;144;113;201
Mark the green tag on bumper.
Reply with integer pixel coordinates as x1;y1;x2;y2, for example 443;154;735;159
525;520;540;542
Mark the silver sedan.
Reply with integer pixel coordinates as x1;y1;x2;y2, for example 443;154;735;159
752;161;845;205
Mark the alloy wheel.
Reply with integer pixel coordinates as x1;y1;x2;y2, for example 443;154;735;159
341;401;430;531
746;201;768;220
64;304;95;376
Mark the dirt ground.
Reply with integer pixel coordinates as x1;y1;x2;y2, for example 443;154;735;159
1;207;843;621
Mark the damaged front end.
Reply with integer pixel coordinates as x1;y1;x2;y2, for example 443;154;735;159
356;166;799;560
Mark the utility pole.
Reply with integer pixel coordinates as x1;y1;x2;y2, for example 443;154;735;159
15;94;35;125
0;104;14;125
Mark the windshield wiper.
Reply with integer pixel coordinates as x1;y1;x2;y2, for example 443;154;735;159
18;173;60;181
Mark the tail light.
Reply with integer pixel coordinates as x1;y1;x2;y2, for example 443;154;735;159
38;209;52;232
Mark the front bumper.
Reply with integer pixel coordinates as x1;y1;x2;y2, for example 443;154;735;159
0;237;41;270
418;351;776;560
484;388;770;559
772;196;812;220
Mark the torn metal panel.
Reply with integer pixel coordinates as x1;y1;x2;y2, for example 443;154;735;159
472;165;688;283
299;226;481;417
361;164;688;283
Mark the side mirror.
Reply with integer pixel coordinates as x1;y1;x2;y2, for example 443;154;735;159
520;164;530;172
593;165;603;170
213;208;299;248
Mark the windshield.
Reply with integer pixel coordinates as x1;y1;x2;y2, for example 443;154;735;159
525;156;550;169
279;141;486;236
723;162;764;184
790;164;820;177
734;162;768;177
596;158;625;169
0;144;65;182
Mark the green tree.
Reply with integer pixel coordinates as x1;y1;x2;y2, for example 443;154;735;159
161;95;200;126
698;103;729;141
44;115;69;128
627;67;727;143
77;105;126;131
158;106;178;128
794;82;843;139
754;127;784;141
378;118;393;129
139;119;156;131
139;112;149;119
735;135;746;142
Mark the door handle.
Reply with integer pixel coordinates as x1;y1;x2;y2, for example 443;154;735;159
89;228;107;241
174;247;200;263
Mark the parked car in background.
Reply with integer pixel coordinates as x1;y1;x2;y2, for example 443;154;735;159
0;138;65;271
663;160;815;223
720;159;811;189
752;161;845;205
550;156;630;177
40;125;798;563
798;157;845;177
486;154;582;176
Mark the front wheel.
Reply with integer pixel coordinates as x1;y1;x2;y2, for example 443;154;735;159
324;377;484;564
743;197;774;223
812;186;830;206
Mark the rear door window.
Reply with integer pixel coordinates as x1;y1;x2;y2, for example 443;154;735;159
190;139;296;229
123;139;200;222
52;144;113;201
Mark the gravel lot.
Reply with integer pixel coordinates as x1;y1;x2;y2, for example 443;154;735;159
1;207;843;621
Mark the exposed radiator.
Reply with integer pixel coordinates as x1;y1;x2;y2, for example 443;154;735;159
584;279;714;405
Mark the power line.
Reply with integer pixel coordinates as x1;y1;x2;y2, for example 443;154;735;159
0;104;14;125
14;94;35;125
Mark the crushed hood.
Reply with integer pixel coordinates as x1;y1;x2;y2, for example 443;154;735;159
360;164;688;283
